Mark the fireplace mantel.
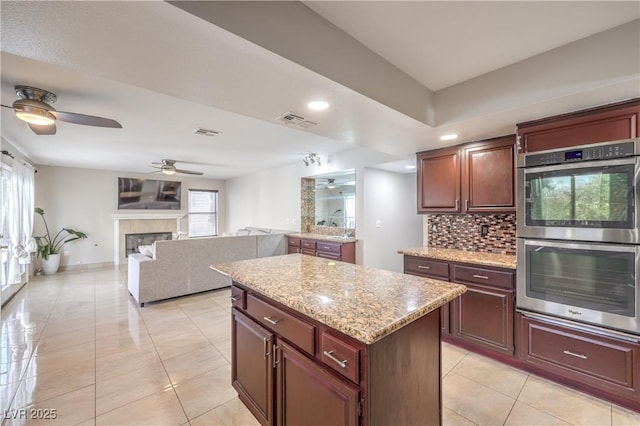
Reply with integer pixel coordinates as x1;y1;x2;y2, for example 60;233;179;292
112;213;186;265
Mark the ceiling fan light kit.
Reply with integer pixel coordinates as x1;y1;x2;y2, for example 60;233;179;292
152;159;203;176
1;85;122;134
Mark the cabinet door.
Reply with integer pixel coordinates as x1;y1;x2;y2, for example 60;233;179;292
232;309;274;426
417;147;461;213
517;100;640;153
462;136;516;213
451;284;514;355
276;341;359;426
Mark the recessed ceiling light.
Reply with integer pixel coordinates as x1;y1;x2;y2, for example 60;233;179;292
308;100;329;111
405;165;416;170
440;133;458;141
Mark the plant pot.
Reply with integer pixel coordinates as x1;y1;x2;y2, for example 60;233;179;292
41;254;61;275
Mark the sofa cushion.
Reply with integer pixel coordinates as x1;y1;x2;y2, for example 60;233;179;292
138;244;154;257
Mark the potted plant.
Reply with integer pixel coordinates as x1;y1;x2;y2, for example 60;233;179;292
34;207;87;275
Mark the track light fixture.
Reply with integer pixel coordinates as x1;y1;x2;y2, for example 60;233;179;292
303;153;321;167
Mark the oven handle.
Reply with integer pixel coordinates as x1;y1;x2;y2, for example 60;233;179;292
521;238;639;254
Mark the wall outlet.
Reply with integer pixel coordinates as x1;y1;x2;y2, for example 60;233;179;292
292;218;297;225
285;218;290;225
375;219;381;228
481;224;489;237
63;250;70;256
431;224;438;232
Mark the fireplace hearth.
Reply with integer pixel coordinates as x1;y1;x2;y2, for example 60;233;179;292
125;232;172;257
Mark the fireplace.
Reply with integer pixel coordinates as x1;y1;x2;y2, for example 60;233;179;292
125;232;172;258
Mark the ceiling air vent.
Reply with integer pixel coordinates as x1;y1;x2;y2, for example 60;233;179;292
298;120;317;128
193;127;221;137
276;112;306;125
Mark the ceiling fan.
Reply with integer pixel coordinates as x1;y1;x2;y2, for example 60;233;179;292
151;159;203;176
1;85;122;135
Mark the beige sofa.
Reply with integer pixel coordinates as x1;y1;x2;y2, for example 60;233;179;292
127;230;286;306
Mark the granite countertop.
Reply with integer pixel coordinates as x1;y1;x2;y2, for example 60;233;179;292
398;247;516;270
212;254;466;344
286;232;358;243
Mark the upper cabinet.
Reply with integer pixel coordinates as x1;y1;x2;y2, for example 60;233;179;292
417;135;516;214
517;98;640;153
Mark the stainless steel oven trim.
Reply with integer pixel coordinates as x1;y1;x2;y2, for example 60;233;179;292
516;238;640;335
517;310;640;342
519;156;637;173
516;138;640;168
517;156;640;243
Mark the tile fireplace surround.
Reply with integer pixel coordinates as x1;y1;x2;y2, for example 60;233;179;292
111;213;185;265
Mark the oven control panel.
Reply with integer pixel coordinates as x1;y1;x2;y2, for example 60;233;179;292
524;140;636;167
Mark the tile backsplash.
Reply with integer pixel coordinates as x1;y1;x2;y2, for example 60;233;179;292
424;213;516;255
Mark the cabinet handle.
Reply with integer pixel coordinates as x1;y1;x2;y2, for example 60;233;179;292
563;350;587;360
263;337;270;359
417;265;431;270
322;246;330;250
263;316;279;325
230;296;239;303
273;344;280;368
455;199;459;210
465;199;469;210
323;350;348;368
472;274;489;280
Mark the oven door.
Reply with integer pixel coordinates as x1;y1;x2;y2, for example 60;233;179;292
517;238;639;334
517;157;640;243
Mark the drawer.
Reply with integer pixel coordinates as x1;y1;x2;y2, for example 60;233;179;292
320;332;360;384
316;241;341;254
317;251;341;261
230;286;246;310
521;317;638;390
452;264;514;290
288;237;301;248
246;294;315;355
404;256;449;279
301;239;316;250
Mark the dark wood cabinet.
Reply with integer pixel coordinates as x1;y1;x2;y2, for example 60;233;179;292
404;255;451;335
518;314;640;411
417;146;461;213
417;135;516;214
232;309;274;425
403;255;516;353
232;283;444;425
517;98;640;153
276;341;359;426
451;264;515;356
288;237;356;264
462;136;516;213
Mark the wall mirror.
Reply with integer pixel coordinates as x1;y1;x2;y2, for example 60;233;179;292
301;170;356;236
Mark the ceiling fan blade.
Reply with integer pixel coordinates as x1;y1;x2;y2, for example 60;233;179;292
28;123;56;135
52;110;122;128
175;169;203;175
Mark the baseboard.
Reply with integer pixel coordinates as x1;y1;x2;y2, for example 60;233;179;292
58;261;115;272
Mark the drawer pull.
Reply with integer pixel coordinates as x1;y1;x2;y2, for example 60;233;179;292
322;246;330;250
563;350;587;360
417;265;431;270
263;316;279;325
230;296;240;302
472;274;489;280
323;350;348;368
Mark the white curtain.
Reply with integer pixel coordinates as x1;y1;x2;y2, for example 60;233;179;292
7;160;35;284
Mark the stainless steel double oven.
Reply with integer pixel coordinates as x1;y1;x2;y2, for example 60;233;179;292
516;138;640;335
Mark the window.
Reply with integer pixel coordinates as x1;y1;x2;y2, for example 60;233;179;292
188;189;218;237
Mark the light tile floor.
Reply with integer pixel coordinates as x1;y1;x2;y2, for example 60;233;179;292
1;266;639;425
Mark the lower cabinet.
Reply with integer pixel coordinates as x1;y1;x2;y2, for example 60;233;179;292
276;341;359;426
450;263;515;355
232;283;444;425
518;314;640;409
288;237;356;263
232;309;274;425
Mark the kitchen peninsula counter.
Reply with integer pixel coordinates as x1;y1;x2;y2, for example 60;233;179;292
286;232;358;244
211;254;466;425
399;246;516;269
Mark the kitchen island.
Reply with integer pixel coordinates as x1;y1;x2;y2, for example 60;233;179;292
212;253;466;426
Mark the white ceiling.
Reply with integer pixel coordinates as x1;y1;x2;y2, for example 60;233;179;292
1;1;638;178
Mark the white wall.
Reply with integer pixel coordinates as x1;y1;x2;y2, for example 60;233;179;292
34;166;226;268
362;168;422;272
